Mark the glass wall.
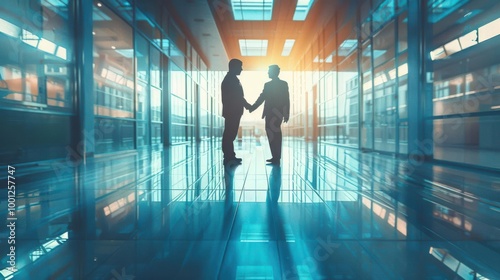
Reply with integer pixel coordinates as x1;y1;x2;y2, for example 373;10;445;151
170;61;188;143
297;0;409;154
294;0;500;170
136;34;150;148
93;0;135;153
0;0;74;163
427;0;500;169
1;0;222;163
358;0;409;153
337;24;358;147
91;0;222;150
0;1;73;111
151;47;163;145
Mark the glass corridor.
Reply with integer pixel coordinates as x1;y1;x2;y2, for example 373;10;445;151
1;0;500;279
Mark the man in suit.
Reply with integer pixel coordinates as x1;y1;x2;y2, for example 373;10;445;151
221;59;252;165
249;65;290;164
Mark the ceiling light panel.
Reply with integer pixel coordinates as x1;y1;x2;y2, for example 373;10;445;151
281;39;295;56
239;39;268;56
231;0;273;21
293;0;314;21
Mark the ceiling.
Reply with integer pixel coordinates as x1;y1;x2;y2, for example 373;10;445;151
166;0;345;71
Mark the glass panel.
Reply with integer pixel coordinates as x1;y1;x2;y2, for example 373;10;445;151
428;0;467;24
373;60;396;152
361;41;373;149
399;121;408;154
397;54;408;119
338;51;358;147
151;87;161;122
170;62;186;99
398;12;408;53
433;115;500;169
95;118;135;153
151;46;161;88
136;34;149;147
106;0;133;22
0;0;73;110
93;0;134;119
169;21;186;68
372;0;395;31
372;21;394;67
428;0;500;168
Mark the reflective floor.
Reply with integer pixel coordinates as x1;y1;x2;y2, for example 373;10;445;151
1;138;500;279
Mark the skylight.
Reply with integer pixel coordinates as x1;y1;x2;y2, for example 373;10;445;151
293;0;314;21
281;39;295;56
231;0;273;21
239;39;268;56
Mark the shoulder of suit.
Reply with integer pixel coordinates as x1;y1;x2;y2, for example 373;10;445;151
223;75;238;84
277;80;288;88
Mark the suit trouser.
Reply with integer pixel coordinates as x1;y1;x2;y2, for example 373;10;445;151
222;115;242;159
265;116;283;160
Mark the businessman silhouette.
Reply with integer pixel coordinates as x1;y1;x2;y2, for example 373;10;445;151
250;65;290;165
221;59;252;165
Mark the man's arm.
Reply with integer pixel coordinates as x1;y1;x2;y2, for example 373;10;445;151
249;89;266;112
243;98;252;110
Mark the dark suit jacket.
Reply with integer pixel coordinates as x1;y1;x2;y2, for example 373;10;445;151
253;78;290;120
221;73;250;118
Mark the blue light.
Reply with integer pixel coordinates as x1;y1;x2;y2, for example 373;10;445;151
293;0;314;21
231;0;273;21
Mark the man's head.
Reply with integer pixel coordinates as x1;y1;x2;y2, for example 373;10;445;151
228;59;243;75
268;65;280;79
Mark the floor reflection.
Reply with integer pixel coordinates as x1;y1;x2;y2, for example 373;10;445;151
1;139;499;279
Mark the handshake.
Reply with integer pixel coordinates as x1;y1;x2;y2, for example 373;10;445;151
244;103;288;123
245;104;256;113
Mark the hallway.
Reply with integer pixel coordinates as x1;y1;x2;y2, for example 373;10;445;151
2;0;500;279
3;139;499;279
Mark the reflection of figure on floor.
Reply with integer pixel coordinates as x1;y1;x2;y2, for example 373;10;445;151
267;165;282;203
224;164;237;209
222;164;238;236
